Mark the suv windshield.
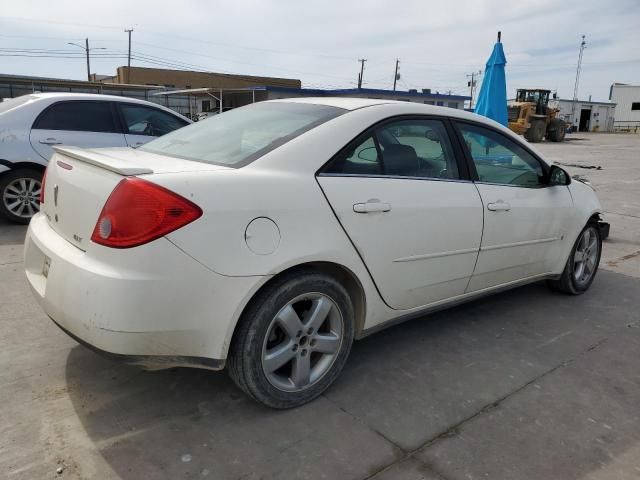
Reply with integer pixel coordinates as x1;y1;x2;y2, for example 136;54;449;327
140;102;345;167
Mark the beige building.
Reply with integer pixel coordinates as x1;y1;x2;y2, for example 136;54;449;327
93;66;301;90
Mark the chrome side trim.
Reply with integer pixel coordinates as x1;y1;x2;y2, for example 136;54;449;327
317;173;474;184
481;236;561;252
393;247;478;263
391;237;559;263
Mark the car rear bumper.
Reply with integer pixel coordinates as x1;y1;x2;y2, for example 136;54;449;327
24;213;265;368
50;317;225;370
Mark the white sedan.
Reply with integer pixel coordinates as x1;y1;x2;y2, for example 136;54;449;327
0;93;190;224
24;98;605;408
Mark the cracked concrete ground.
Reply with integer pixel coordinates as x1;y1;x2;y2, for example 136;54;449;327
1;133;639;479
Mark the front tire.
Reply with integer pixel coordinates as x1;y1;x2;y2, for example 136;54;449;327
228;270;354;408
0;168;43;224
547;118;566;142
548;222;602;295
525;119;545;143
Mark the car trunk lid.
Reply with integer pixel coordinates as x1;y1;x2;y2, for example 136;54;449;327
42;146;228;251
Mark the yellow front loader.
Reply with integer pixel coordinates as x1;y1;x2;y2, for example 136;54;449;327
508;89;566;143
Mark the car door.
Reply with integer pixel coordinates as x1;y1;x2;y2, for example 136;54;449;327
117;103;189;147
454;121;575;292
29;100;126;161
317;117;484;310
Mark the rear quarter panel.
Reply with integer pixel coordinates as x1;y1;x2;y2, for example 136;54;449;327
149;166;393;330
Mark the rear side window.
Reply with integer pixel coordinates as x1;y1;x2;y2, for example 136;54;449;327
119;104;188;137
33;101;118;133
140;102;345;168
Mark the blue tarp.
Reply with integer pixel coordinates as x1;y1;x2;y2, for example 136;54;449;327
474;41;507;126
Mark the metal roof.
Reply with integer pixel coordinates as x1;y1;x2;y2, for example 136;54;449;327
555;98;616;106
265;86;470;100
149;85;470;101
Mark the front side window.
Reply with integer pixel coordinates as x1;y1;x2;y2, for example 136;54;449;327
140;102;345;167
324;118;459;180
457;122;546;187
33;101;118;133
119;104;188;137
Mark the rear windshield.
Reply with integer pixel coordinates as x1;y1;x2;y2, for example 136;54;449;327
140;102;345;167
0;95;36;115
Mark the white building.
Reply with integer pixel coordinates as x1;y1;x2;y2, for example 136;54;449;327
549;98;616;133
610;83;640;132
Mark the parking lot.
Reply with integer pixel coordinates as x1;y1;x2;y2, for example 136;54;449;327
1;133;639;480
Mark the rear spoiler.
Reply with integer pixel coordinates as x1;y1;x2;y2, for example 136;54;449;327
52;146;154;176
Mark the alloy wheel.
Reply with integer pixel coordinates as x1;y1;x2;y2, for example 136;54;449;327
261;293;344;392
2;177;41;219
573;226;599;286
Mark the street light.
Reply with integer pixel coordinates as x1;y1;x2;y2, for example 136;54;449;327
68;39;106;81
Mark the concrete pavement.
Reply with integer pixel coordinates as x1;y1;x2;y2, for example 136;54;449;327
1;133;639;479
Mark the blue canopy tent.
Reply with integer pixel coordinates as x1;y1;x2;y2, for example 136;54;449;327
474;32;507;126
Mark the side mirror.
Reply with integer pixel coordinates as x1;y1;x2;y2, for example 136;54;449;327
548;165;571;186
357;146;378;162
425;130;441;143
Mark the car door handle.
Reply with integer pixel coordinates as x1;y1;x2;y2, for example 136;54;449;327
353;201;392;213
487;201;511;211
39;138;62;145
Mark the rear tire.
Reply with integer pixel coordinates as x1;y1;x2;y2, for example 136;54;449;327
548;222;602;295
547;118;566;142
524;119;545;143
227;270;354;408
0;168;43;224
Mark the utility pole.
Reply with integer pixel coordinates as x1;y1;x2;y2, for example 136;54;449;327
571;35;586;129
124;28;134;84
85;38;91;82
357;58;367;89
466;70;482;108
68;39;106;82
393;58;400;91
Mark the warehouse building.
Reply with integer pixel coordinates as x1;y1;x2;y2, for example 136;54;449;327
610;83;640;132
93;66;301;90
153;86;470;117
1;70;469;120
0;69;302;118
550;97;616;132
0;72;191;111
264;86;469;109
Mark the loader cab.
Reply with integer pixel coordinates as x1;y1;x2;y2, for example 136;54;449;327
515;89;551;115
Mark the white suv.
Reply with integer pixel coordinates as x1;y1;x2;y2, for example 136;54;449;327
0;93;190;223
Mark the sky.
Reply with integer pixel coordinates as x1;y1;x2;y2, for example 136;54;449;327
1;0;639;102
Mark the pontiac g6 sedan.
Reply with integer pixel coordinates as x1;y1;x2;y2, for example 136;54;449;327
25;98;604;408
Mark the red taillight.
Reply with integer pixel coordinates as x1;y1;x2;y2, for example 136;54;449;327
39;167;48;204
91;178;202;248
